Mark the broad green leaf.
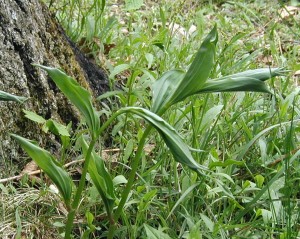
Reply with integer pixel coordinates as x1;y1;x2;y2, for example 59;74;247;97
144;224;172;239
256;209;272;224
145;53;154;69
11;134;73;206
200;213;214;232
46;119;70;137
109;64;131;79
254;174;265;188
79;137;115;212
151;26;218;114
199;105;223;132
209;159;244;169
151;70;185;114
175;25;218;102
35;65;100;139
0;90;27;103
23;110;46;124
125;0;144;10
85;211;94;226
122;107;207;173
123;139;134;163
198;68;285;94
188;223;203;239
113;175;128;186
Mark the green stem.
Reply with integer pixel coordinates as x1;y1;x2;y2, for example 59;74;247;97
64;139;96;239
107;126;152;238
64;108;134;239
107;224;117;239
96;110;124;138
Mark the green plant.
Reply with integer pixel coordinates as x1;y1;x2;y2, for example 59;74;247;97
11;26;284;238
0;91;27;103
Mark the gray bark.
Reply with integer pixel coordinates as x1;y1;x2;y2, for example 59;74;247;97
0;0;108;177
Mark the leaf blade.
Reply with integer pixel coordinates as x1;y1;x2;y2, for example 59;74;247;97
151;26;218;113
122;107;207;173
79;136;115;213
35;65;100;139
0;90;27;103
198;68;285;94
11;134;73;206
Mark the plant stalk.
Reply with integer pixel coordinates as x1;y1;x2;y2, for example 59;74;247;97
64;109;130;238
107;125;152;238
64;139;96;239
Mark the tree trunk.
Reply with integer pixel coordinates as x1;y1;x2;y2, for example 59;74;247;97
0;0;109;177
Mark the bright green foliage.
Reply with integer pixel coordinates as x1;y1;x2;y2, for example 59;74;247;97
152;26;218;114
45;120;70;137
125;0;144;10
10;134;74;207
235;143;300;222
25;24;284;238
144;224;172;239
23;110;46;124
34;65;100;139
82;211;96;239
151;26;282;116
0;90;27;103
200;68;285;94
121;107;207;172
79;136;115;212
151;69;185;114
23;110;71;160
7;1;296;237
23;110;70;137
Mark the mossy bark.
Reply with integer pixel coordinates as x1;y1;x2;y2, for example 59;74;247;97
0;0;108;177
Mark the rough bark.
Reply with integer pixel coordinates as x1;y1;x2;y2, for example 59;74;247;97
0;0;109;177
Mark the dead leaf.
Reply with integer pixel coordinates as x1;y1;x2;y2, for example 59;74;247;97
278;6;299;19
21;160;41;184
294;70;300;76
257;53;273;66
21;160;38;174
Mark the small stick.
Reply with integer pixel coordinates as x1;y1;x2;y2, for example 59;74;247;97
0;144;155;184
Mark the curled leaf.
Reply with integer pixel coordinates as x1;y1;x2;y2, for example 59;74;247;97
121;107;208;173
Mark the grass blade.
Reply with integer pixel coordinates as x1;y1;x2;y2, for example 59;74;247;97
167;182;200;219
235;148;300;222
15;208;22;239
144;224;172;239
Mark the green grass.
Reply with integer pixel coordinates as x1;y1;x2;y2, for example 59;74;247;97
1;0;300;238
